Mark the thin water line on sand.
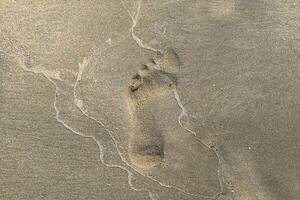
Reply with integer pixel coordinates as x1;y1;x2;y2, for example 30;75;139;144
173;89;230;199
120;0;162;53
18;59;156;200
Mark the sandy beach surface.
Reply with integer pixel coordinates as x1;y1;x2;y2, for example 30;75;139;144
1;1;299;199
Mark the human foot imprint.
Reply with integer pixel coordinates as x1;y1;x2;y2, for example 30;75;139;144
126;48;180;171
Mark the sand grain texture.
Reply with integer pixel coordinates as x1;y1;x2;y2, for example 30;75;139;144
1;0;299;200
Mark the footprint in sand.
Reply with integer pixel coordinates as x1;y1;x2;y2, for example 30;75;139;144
126;48;180;170
125;49;221;196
